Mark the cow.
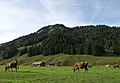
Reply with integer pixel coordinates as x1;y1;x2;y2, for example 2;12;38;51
5;59;19;72
105;65;111;68
72;61;88;73
113;64;119;68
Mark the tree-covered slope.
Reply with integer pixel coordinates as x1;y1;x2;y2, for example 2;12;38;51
0;24;120;60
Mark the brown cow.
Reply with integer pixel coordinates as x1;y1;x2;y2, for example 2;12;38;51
73;61;88;73
5;59;19;71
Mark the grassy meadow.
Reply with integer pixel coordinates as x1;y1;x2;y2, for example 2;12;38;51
0;66;120;83
0;54;120;83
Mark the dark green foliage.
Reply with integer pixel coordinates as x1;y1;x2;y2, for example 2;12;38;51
76;45;84;54
28;45;43;57
84;41;92;55
112;44;120;55
0;24;120;58
19;47;28;56
0;45;18;59
91;43;105;56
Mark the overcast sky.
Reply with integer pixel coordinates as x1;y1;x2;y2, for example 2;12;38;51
0;0;120;44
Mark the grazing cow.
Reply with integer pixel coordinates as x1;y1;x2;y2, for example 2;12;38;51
106;65;111;68
73;61;88;73
113;64;119;68
5;59;19;71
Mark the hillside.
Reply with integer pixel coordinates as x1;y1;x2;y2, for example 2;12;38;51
1;54;120;66
0;24;120;60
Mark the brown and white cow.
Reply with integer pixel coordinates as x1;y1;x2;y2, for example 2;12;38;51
5;59;19;71
73;61;88;73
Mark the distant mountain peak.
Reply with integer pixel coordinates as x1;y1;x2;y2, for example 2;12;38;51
52;24;66;27
37;24;68;34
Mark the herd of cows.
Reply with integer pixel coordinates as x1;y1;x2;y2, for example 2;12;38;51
4;59;120;72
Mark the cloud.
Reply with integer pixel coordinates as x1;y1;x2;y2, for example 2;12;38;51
39;0;87;27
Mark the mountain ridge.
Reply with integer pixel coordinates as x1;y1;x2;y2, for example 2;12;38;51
0;24;120;60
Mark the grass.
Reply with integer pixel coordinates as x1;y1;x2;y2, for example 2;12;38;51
0;66;120;83
0;54;120;83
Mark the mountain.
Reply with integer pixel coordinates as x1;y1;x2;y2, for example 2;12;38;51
0;24;120;60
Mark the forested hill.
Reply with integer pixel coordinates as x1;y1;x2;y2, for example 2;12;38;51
0;24;120;60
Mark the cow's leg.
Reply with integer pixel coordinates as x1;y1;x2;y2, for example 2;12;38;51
5;66;7;71
85;68;88;73
8;67;10;71
17;66;19;69
11;68;13;72
15;67;17;72
77;68;79;72
73;68;76;73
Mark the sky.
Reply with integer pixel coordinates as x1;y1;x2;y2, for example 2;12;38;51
0;0;120;44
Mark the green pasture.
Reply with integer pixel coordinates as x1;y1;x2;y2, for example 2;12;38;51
0;66;120;83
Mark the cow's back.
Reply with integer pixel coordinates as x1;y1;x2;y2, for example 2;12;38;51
8;61;17;68
74;62;84;68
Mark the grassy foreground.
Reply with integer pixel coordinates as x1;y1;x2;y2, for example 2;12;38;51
0;66;120;83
